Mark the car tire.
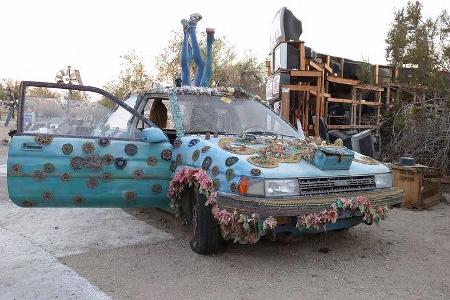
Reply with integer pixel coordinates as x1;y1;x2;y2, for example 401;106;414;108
189;188;224;255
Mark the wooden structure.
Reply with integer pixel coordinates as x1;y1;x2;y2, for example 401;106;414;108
391;164;444;209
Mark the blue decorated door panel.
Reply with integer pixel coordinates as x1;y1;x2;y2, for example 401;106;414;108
7;82;172;208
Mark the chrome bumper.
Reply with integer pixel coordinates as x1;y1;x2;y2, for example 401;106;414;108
216;187;404;217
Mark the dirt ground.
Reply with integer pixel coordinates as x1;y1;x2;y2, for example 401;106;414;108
58;203;450;300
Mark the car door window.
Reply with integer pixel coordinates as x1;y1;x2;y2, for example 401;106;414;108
23;86;139;140
137;98;174;130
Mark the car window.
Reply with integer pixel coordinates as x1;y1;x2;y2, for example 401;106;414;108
23;86;138;139
138;98;174;130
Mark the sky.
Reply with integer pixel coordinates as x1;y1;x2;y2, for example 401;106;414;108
1;0;449;87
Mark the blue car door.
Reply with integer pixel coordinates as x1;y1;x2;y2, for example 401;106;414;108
7;82;172;208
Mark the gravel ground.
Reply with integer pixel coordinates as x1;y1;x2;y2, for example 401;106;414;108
61;203;450;300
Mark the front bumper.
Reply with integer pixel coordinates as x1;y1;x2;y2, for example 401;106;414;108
216;187;404;217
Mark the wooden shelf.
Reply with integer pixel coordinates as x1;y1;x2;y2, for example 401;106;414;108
327;97;355;104
327;76;360;86
290;70;322;77
282;84;318;92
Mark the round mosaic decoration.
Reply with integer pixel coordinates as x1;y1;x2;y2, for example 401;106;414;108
102;154;114;165
201;146;210;153
43;163;55;173
147;156;157;166
230;182;238;193
211;165;219;177
98;138;110;147
188;139;200;147
225;168;234;181
247;156;279;168
134;169;144;179
123;191;136;201
62;143;73;155
102;172;112;182
73;196;83;205
82;142;95;154
161;149;172;161
60;172;71;182
173;138;182;148
115;158;127;169
225;156;239;167
213;179;220;190
86;177;98;189
32;170;46;181
124;144;138;156
42;191;53;201
70;157;84;170
170;161;177;172
11;164;22;175
192;150;200;161
34;135;53;145
202;156;212;170
250;168;262;176
151;184;162;194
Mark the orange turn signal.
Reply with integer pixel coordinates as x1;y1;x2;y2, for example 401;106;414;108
238;177;250;195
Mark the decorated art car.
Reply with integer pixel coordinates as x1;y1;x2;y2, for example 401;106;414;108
7;81;404;254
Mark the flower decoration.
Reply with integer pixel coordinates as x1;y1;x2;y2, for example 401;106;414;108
124;144;138;156
161;149;172;161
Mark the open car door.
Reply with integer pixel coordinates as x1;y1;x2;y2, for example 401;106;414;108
7;82;172;208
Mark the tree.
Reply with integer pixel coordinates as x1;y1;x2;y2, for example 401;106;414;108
385;1;450;89
27;87;59;98
104;50;154;99
155;30;266;97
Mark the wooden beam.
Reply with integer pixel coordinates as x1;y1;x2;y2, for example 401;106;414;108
327;97;356;104
281;89;290;122
310;91;331;98
308;61;323;72
375;64;379;85
359;100;381;106
354;84;384;92
299;42;305;70
290;70;322;77
327;76;359;85
315;77;321;137
323;63;333;74
282;84;318;92
340;58;345;78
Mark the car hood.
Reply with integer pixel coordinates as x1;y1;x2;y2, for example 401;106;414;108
176;134;390;180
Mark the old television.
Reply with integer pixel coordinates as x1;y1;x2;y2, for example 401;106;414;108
266;71;290;101
351;129;375;157
270;7;302;49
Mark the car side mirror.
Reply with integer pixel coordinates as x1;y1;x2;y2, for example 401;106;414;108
141;127;169;143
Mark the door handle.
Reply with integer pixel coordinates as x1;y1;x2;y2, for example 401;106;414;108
22;142;43;151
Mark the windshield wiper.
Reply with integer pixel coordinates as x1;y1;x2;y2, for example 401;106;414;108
243;130;278;136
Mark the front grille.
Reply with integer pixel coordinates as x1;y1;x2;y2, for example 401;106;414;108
298;175;375;197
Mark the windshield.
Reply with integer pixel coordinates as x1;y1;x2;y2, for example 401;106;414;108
177;94;300;138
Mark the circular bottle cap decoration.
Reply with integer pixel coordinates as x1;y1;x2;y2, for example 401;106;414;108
34;135;53;145
86;177;98;189
123;191;136;201
70;157;84;170
62;143;73;155
43;163;55;173
73;196;83;205
11;164;22;175
225;156;239;167
170;161;177;172
60;172;71;182
176;154;183;165
202;156;212;170
250;168;261;176
225;168;234;181
115;158;127;169
42;191;53;201
213;179;220;190
192;150;200;161
188;139;200;147
124;144;138;156
161;149;172;161
147;156;157;166
102;172;112;182
134;169;144;179
98;138;110;147
82;142;95;154
32;170;46;181
102;154;114;165
173;138;182;148
151;184;162;194
211;165;219;177
85;155;103;170
201;146;210;153
230;182;238;193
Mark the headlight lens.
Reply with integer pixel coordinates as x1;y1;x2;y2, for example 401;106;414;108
374;173;393;188
265;179;300;197
237;178;300;197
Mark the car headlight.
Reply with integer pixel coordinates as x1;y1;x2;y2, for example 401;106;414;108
374;173;393;188
237;177;300;197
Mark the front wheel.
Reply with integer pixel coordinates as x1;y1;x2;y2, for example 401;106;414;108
190;188;223;255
